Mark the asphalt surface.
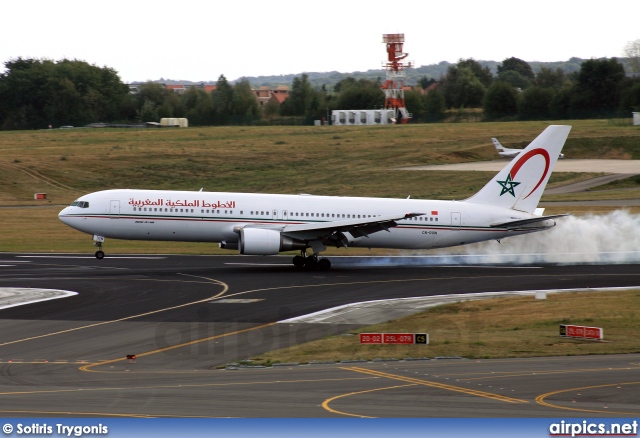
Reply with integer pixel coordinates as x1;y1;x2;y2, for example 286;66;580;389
0;253;639;417
399;159;640;174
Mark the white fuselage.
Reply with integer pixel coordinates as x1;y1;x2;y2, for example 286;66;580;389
58;189;544;251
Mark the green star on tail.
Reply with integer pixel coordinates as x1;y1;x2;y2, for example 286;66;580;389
496;174;521;197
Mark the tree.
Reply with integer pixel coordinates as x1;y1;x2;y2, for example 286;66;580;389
618;80;640;112
623;39;640;75
183;87;213;126
518;86;554;120
440;63;487;108
418;75;436;90
136;82;170;108
334;83;383;110
211;75;233;125
548;84;573;120
137;98;158;123
280;74;319;118
483;82;520;121
498;57;535;81
403;90;425;120
423;88;446;122
0;57;129;129
232;79;260;122
569;58;626;118
457;58;493;88
497;70;531;90
535;67;566;89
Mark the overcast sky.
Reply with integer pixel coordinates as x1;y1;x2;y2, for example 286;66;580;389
2;0;637;83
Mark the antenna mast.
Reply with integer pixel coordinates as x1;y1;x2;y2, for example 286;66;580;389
381;33;413;123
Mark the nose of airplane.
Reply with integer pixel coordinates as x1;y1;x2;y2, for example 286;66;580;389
58;206;72;224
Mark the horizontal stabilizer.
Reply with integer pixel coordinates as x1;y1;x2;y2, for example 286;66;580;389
491;214;569;230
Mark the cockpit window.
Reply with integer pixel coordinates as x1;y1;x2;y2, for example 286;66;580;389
70;201;89;208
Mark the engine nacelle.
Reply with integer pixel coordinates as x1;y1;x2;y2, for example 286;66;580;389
239;228;306;255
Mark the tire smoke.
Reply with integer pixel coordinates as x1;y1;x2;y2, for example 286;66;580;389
462;210;640;264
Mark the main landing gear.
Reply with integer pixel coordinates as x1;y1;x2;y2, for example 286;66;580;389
292;251;331;271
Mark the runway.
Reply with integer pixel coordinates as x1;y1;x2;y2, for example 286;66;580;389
0;253;639;417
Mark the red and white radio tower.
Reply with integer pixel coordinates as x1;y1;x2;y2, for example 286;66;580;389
381;33;413;123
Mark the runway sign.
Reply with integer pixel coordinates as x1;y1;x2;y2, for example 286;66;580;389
559;324;603;340
359;333;429;344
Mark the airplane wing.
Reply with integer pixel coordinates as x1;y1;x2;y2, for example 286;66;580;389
281;212;425;241
491;214;569;230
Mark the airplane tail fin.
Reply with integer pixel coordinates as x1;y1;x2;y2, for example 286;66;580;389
465;125;571;213
491;138;505;151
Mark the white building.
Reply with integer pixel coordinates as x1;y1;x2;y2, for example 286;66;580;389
331;109;397;126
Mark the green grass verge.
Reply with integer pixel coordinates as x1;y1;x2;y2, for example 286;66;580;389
245;290;640;366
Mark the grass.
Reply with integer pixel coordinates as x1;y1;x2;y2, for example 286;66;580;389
244;290;640;366
1;120;639;205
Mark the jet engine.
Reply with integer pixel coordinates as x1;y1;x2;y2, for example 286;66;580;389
239;228;306;255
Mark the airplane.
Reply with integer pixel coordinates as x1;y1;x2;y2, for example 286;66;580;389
59;125;571;271
492;137;564;159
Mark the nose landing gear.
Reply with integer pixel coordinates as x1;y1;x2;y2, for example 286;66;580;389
93;235;105;259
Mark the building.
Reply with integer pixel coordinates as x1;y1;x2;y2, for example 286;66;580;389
331;109;397;126
252;85;289;109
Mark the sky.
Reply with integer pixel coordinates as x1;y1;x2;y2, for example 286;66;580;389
2;0;637;83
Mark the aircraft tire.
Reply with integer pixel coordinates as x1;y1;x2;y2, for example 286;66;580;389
95;250;105;259
292;255;305;268
304;257;318;270
318;258;331;271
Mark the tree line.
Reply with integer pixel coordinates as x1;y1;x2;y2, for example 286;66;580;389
1;55;639;130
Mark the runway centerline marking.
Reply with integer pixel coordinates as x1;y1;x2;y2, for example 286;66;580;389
343;367;528;404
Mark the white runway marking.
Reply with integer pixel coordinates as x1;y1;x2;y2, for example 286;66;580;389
0;288;78;310
225;263;290;266
17;255;166;259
